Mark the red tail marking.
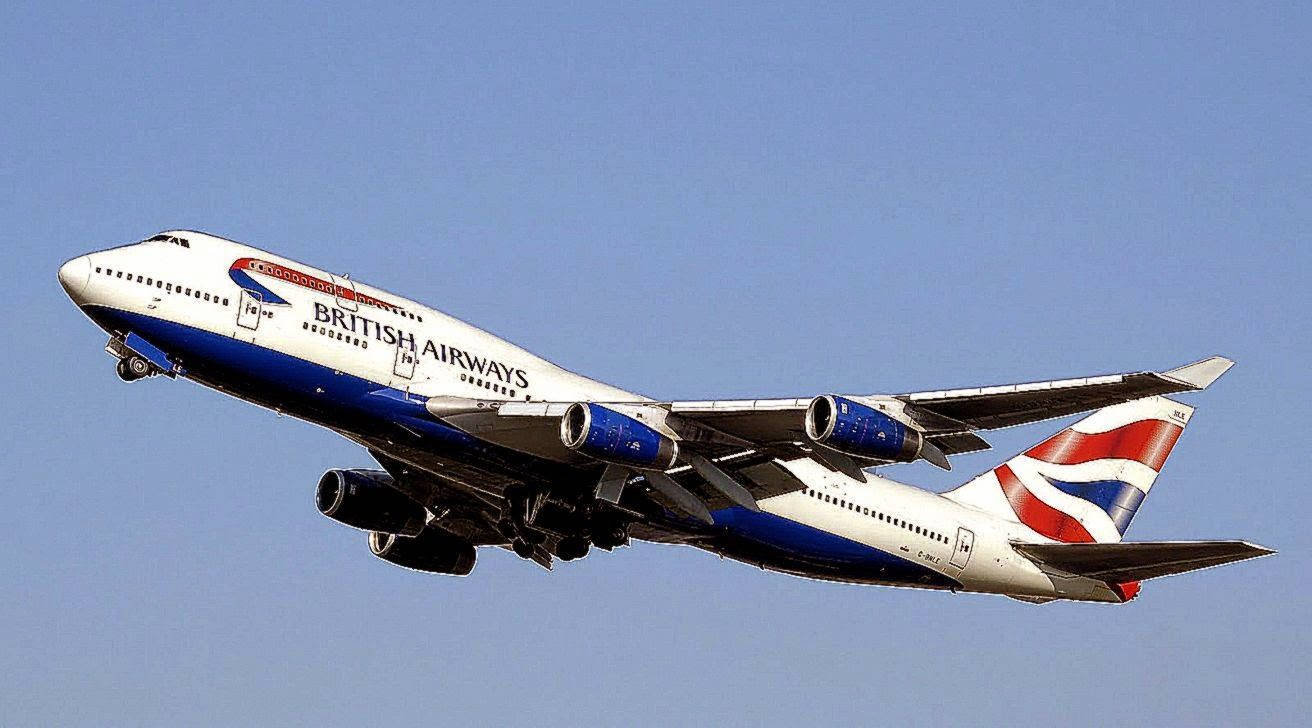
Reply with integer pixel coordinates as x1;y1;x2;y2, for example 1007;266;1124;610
995;464;1095;543
1025;420;1183;471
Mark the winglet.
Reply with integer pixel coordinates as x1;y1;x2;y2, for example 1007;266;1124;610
1163;356;1235;390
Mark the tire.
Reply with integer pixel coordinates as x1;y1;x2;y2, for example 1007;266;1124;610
115;358;135;382
126;356;152;378
511;538;534;559
556;537;590;562
591;523;628;550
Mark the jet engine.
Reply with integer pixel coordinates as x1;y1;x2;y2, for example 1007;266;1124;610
805;395;923;463
369;528;476;576
560;402;678;470
316;469;427;536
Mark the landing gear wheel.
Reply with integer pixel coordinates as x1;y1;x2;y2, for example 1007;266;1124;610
555;536;590;562
511;538;535;559
591;523;628;551
117;355;151;382
126;355;151;378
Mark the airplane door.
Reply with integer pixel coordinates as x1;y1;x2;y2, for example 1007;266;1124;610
331;274;358;311
236;289;262;330
393;341;417;380
949;527;975;570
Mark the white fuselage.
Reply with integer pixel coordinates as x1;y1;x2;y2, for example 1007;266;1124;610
59;231;1104;602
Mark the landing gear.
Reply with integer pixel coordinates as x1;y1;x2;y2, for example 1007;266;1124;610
511;538;535;560
555;536;590;562
115;355;152;382
502;485;548;546
590;520;629;551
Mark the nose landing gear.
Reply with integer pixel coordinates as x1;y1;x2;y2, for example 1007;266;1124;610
115;355;154;382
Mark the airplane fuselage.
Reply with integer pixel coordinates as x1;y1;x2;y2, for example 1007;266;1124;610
57;231;1134;603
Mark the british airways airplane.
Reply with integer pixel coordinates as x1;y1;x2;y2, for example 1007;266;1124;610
58;231;1272;603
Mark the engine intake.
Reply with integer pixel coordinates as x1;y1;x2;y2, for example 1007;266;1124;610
316;469;427;536
805;395;923;463
370;529;476;576
560;402;678;470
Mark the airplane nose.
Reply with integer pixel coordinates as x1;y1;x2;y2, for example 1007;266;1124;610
57;255;91;300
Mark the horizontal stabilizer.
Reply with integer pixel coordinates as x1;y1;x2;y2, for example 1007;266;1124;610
1013;540;1274;583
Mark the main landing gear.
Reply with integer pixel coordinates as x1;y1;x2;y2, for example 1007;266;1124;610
501;485;630;563
115;355;154;382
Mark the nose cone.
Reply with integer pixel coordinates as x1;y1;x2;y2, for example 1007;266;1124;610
58;256;91;301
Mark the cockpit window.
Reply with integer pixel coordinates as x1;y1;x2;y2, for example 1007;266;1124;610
144;234;190;248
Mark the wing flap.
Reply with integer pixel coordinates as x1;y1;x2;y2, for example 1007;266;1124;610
1013;540;1274;583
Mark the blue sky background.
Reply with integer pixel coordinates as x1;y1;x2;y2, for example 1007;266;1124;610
4;2;1309;725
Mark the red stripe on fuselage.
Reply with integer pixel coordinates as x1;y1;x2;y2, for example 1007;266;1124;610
230;258;403;313
995;464;1095;543
1025;419;1183;471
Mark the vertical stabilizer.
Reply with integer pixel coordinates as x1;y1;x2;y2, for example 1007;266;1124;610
943;396;1194;543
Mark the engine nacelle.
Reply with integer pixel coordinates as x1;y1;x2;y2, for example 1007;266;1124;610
316;469;427;536
560;402;678;470
370;529;476;576
805;395;923;463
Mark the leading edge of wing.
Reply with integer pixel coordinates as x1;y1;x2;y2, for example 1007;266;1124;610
901;355;1233;405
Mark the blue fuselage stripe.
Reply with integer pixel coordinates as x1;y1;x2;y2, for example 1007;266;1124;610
86;304;957;587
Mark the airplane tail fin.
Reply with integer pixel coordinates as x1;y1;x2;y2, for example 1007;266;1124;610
943;395;1196;544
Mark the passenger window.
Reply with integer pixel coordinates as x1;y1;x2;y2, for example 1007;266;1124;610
222;298;229;306
146;277;153;285
204;293;210;301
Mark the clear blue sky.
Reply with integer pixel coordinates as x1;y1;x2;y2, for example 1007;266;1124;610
4;2;1309;725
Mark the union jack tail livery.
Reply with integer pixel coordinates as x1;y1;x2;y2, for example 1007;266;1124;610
944;396;1192;544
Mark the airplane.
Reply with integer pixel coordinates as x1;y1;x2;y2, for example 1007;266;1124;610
57;230;1273;604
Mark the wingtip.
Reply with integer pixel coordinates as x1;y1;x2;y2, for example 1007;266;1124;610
1164;356;1236;389
1243;542;1277;558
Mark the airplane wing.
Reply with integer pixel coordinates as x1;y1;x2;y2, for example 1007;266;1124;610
426;357;1232;522
1012;540;1275;583
439;356;1231;463
666;355;1234;438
